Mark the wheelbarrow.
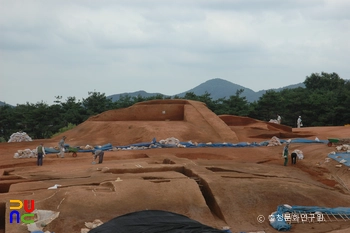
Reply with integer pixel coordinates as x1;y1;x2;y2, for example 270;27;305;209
327;138;350;147
67;147;79;157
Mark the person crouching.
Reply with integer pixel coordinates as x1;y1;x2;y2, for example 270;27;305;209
92;150;104;164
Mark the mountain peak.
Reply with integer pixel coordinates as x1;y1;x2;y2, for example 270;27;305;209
107;78;304;103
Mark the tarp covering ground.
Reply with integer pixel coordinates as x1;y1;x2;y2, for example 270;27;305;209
44;138;328;154
328;152;350;167
89;210;229;233
270;205;350;231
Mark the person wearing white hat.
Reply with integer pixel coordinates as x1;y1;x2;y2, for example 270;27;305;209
297;116;302;128
277;114;281;124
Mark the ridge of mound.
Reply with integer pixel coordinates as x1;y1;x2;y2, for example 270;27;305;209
53;100;239;146
218;115;319;141
219;114;292;132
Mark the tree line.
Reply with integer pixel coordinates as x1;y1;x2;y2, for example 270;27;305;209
0;72;349;141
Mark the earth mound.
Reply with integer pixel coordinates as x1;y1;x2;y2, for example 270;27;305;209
219;115;315;141
52;100;240;146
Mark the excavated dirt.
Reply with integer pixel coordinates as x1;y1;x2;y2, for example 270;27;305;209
0;100;349;233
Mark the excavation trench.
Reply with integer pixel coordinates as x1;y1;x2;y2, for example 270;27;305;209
182;167;226;223
0;170;31;193
107;162;226;223
0;176;29;193
0;202;4;233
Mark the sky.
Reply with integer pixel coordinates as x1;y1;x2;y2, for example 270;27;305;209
1;0;349;106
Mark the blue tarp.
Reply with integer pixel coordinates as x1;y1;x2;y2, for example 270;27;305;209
278;205;350;215
290;138;327;144
45;143;113;154
270;205;350;231
45;144;71;154
117;138;158;149
44;147;59;154
45;137;330;154
328;152;350;167
179;142;262;148
94;143;113;151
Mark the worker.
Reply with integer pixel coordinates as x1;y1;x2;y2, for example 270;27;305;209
92;149;104;164
282;143;289;166
36;143;46;166
277;114;281;124
297;116;302;128
291;152;297;165
58;136;66;158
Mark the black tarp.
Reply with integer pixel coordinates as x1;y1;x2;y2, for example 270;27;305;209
89;210;227;233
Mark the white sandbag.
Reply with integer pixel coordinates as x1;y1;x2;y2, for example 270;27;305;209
267;136;282;147
269;119;279;124
8;131;33;142
292;149;304;160
159;137;180;145
14;148;37;159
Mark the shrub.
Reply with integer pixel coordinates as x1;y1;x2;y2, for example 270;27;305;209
51;123;76;138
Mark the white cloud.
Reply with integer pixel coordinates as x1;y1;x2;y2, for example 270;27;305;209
0;0;349;105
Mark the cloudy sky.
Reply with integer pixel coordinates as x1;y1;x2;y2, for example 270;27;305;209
1;0;349;106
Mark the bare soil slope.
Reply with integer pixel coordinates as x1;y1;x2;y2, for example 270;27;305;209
51;100;239;146
0;100;349;233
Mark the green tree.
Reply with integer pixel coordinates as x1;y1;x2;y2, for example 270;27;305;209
215;89;249;116
114;95;135;109
82;91;113;115
61;97;87;125
280;87;309;127
132;94;146;103
146;94;167;101
304;72;345;91
183;92;198;101
0;105;16;140
250;90;282;121
303;72;349;126
197;92;216;111
335;80;350;125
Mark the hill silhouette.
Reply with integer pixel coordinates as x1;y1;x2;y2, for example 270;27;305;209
0;101;9;106
108;78;304;102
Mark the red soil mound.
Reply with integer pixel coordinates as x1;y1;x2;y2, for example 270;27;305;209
52;100;240;146
219;115;318;141
219;114;292;132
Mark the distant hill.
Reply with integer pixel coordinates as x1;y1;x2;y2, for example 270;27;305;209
0;101;12;107
108;78;305;102
1;79;305;105
175;78;257;101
